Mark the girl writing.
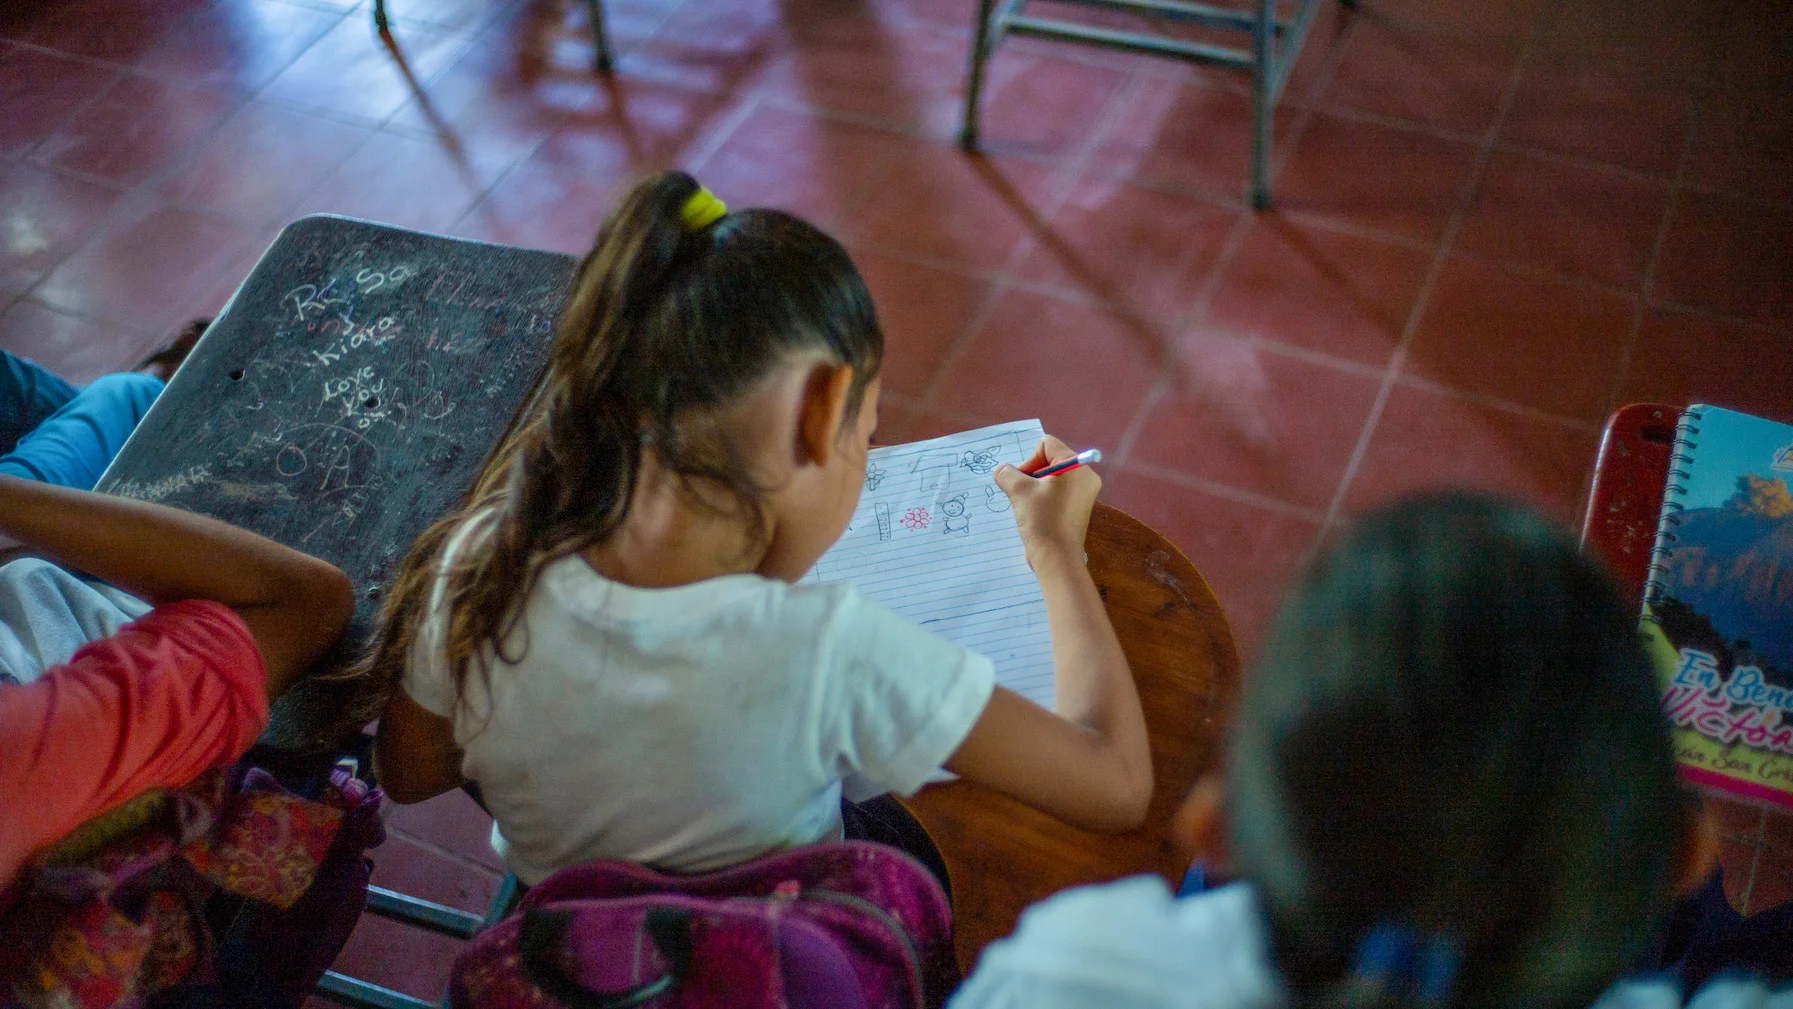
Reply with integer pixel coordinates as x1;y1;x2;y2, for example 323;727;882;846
366;171;1152;886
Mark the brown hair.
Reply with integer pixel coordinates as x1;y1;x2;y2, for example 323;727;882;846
362;171;883;711
1230;493;1680;1009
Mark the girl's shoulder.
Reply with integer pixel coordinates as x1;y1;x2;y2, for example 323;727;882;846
534;557;861;631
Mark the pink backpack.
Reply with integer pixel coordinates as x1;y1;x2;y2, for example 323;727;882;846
449;841;956;1009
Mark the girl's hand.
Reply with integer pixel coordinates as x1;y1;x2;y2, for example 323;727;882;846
994;434;1101;569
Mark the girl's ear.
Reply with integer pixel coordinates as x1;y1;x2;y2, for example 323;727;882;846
1171;774;1229;870
796;363;855;467
1674;797;1721;898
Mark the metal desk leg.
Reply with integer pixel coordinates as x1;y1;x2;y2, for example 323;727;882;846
587;0;613;72
1248;0;1275;209
960;0;1000;150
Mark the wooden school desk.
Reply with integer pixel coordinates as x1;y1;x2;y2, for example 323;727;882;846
95;214;577;753
1579;403;1680;611
904;503;1241;970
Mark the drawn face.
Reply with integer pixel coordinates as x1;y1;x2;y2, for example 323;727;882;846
942;497;965;518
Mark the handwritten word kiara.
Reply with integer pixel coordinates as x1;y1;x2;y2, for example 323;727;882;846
307;315;399;367
1662;648;1793;756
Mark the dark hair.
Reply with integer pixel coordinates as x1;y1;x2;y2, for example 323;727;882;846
1229;493;1680;1009
363;170;883;708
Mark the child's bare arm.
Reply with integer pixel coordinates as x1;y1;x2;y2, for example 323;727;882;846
0;475;353;697
374;689;467;803
943;437;1153;831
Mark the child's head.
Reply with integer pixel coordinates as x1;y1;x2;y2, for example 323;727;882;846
369;171;882;698
1212;493;1686;1008
532;169;883;572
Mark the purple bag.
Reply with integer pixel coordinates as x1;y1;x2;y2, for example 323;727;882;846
1;765;383;1009
449;841;956;1009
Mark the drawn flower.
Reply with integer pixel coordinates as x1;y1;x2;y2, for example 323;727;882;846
901;507;931;531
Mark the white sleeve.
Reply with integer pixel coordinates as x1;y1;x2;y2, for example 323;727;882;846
399;513;494;720
821;587;995;802
0;559;149;686
950;880;1278;1009
401;602;458;718
950;880;1170;1009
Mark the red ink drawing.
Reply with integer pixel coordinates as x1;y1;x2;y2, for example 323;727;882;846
901;506;932;532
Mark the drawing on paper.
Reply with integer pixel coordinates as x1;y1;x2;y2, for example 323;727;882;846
960;447;1003;474
940;493;971;536
805;419;1055;709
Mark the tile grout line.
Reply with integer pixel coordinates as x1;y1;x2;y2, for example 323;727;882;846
8;294;166;340
1442;248;1655;303
1600;79;1704;415
1393;374;1605;432
385;823;507;881
1647;298;1793;336
1124;460;1331;523
1297;100;1725;194
678;93;769;181
1110;1;1363;472
1318;1;1548;528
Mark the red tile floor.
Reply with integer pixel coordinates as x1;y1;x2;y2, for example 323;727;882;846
3;0;1791;996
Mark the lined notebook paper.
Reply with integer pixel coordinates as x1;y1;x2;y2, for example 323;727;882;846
807;419;1055;708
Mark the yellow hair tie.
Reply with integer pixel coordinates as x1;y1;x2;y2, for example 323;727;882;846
681;187;728;230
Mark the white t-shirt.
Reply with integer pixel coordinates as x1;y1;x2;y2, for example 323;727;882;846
949;877;1790;1009
402;516;996;885
951;878;1282;1009
0;558;151;686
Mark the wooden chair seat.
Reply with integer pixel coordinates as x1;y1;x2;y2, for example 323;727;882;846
903;502;1241;970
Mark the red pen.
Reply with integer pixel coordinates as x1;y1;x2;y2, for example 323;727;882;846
1024;448;1102;478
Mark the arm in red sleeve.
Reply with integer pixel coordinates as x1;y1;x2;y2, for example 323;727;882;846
0;600;269;883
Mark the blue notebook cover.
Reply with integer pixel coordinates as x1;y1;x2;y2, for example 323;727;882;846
1641;405;1793;808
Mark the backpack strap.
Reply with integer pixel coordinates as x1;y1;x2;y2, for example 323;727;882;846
518;905;693;1009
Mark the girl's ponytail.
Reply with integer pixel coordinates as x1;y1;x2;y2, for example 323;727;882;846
361;170;881;713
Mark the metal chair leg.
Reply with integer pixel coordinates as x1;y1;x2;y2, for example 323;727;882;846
959;0;999;151
373;0;389;32
482;873;522;928
1248;0;1275;209
586;0;612;73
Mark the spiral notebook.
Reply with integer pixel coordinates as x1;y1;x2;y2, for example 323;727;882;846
1640;404;1793;809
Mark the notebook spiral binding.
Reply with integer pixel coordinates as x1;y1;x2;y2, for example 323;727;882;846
1642;406;1705;607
